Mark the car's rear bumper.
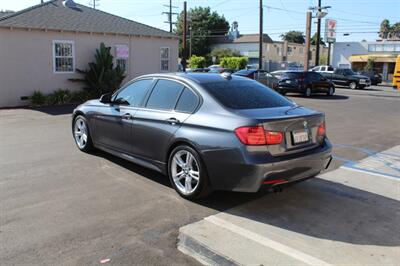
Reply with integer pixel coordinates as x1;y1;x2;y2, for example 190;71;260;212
203;139;332;192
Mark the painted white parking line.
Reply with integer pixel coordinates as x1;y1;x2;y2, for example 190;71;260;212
205;216;333;266
340;165;399;181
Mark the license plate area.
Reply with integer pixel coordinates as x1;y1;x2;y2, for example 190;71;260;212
292;130;309;144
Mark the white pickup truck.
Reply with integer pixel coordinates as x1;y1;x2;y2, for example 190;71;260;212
310;65;334;73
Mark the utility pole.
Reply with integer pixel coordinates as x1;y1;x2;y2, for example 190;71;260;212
327;42;331;65
259;0;263;70
315;0;321;66
304;11;312;70
88;0;100;9
162;0;178;33
189;26;193;58
181;1;187;72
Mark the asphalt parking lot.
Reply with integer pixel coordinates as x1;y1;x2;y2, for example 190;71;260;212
1;85;399;265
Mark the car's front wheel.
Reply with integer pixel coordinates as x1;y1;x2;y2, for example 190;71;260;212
349;81;357;90
73;115;93;152
327;85;335;96
168;145;211;199
303;87;312;97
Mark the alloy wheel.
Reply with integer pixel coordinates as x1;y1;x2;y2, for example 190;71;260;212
305;88;312;97
74;117;88;149
349;82;357;90
171;150;200;195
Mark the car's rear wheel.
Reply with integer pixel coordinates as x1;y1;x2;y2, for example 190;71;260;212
168;145;211;199
327;85;335;96
349;82;357;90
73;115;93;152
303;87;312;97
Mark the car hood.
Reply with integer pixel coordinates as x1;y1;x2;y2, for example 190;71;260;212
351;74;369;79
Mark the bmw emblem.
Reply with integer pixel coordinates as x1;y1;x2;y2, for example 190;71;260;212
303;121;308;128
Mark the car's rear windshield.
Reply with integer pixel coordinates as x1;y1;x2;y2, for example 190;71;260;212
283;72;305;79
201;79;293;109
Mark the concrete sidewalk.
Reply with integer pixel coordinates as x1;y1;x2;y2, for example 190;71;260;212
178;146;400;266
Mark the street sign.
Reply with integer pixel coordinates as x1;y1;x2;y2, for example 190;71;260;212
325;19;337;43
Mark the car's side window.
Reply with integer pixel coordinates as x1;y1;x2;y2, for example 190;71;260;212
146;79;184;110
175;87;199;113
114;79;153;107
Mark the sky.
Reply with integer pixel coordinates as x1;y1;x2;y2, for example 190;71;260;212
1;0;399;42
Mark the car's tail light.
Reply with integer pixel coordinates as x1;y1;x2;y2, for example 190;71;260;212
297;76;305;82
235;126;266;145
265;131;283;145
317;121;326;136
234;126;283;145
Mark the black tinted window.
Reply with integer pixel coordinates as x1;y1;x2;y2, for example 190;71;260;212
176;88;199;113
114;79;153;106
307;72;320;81
202;79;292;109
284;72;304;79
146;79;184;110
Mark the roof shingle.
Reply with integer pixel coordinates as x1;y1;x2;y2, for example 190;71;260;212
0;0;176;39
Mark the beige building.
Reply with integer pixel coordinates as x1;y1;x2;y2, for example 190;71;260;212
0;0;178;107
211;26;328;70
265;41;328;69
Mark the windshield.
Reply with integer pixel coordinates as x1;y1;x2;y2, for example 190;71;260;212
343;69;355;75
201;79;292;110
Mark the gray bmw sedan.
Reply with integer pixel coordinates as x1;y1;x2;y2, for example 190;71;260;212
72;73;332;199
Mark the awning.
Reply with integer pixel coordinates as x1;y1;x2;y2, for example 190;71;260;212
349;54;398;63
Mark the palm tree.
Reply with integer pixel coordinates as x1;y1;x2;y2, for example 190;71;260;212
379;19;390;39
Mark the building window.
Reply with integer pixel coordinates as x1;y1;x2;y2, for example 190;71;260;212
287;47;293;55
160;47;170;71
368;44;376;52
115;44;129;73
53;40;74;73
299;47;304;54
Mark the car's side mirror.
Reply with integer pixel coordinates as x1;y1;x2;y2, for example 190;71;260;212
100;93;113;104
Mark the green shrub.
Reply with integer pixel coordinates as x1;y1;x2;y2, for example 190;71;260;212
220;57;248;70
46;89;72;105
30;90;46;106
210;48;241;63
189;55;206;68
70;90;90;103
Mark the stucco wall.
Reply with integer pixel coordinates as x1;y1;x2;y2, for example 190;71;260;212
0;28;178;107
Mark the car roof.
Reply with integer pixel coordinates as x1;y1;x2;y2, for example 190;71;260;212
137;72;249;84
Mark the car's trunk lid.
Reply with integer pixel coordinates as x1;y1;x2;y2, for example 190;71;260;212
235;106;325;156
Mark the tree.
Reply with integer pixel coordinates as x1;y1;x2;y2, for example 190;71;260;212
280;31;305;44
311;33;326;46
70;43;125;98
379;19;390;39
175;7;229;57
379;19;400;40
210;48;241;63
364;58;374;72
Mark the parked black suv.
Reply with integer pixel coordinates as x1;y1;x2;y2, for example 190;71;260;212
322;68;371;89
277;71;335;97
357;71;382;85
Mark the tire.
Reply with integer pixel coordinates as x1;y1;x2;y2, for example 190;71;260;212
168;145;211;199
349;81;357;90
303;87;312;97
73;115;94;152
327;85;335;96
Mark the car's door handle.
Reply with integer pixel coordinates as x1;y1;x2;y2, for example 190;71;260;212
166;117;180;125
122;113;133;120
